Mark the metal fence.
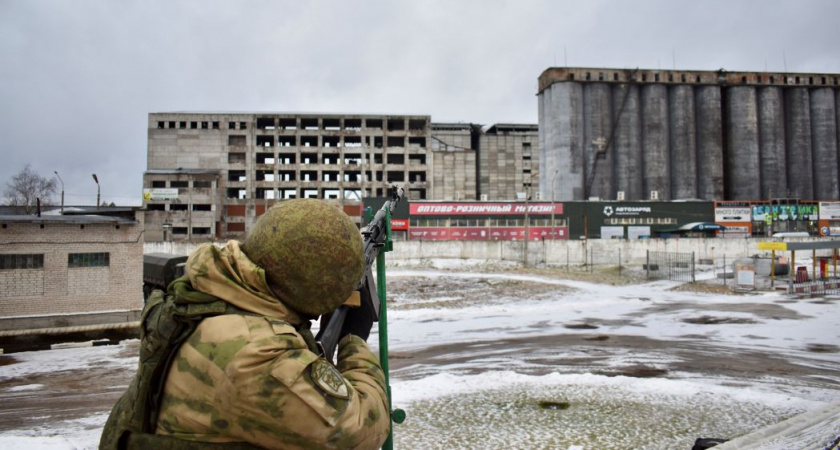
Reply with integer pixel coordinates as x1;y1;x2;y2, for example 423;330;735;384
788;278;840;296
646;251;696;282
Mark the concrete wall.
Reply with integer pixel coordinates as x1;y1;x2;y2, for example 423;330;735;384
145;237;817;270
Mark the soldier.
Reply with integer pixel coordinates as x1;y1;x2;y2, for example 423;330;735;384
101;199;390;449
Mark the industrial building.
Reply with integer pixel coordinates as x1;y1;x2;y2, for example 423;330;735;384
538;67;840;203
144;113;538;241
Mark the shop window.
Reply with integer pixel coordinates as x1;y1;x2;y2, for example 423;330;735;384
68;252;109;268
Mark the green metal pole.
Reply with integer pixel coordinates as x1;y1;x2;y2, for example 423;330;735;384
378;207;397;450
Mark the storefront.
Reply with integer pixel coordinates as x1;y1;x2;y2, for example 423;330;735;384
407;202;567;241
572;201;714;240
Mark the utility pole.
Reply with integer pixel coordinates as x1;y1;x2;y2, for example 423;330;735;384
92;174;101;210
54;171;64;215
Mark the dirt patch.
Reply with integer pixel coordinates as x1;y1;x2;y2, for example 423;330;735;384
0;356;18;367
669;283;741;295
806;344;840;354
583;335;610;341
682;316;759;325
388;276;571;310
565;323;599;330
597;365;669;378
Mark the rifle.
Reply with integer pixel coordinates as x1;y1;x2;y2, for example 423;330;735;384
315;185;404;362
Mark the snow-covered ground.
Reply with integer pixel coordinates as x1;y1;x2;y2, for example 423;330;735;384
1;259;839;449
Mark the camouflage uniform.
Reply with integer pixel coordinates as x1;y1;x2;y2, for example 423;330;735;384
154;241;390;449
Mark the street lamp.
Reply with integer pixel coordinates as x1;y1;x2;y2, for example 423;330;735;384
92;173;101;209
54;171;64;215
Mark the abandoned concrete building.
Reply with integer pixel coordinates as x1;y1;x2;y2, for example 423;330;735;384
144;113;538;241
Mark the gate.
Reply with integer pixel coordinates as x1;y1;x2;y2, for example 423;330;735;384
646;251;695;282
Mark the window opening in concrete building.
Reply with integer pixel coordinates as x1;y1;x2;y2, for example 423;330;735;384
374;136;384;148
157;121;165;129
696;76;701;83
147;204;165;211
409;188;426;200
568;73;575;81
277;136;296;147
795;76;800;84
278;153;296;164
170;181;188;188
303;189;318;199
408;119;427;130
192;227;211;235
180;121;187;129
614;73;619;81
226;188;247;199
322;171;340;181
229;135;246;146
387;171;405;182
173;227;188;235
344;189;361;200
0;254;44;270
190;122;198;129
769;76;775;83
281;189;297;199
151;180;166;188
193;180;212;188
257;118;276;130
169;121;176;128
345;119;362;131
323;155;339;165
523;155;532;161
366;119;383;129
642;74;647;82
301;136;318;147
239;122;247;129
170;204;188;211
202;121;208;129
680;75;686;82
257;136;274;147
278;170;295;181
387;154;405;165
229;122;236;129
323;118;341;130
375;171;384;182
409;171;426;182
256;153;275;165
344;136;362;148
668;74;673;82
387;119;405;131
301;118;319;130
213;121;219;129
256;170;275;182
322;189;340;199
227;223;245;233
228;171;247;182
387;137;404;147
301;153;318;165
654;74;660;82
229;152;246;164
408;137;426;147
344;171;361;182
585;72;591;80
256;188;275;199
193;204;212;211
408;154;426;165
741;76;747;84
598;72;604;81
68;252;109;268
279;118;296;130
374;154;383;164
809;77;814;85
323;136;340;147
301;171;317;182
344;153;362;164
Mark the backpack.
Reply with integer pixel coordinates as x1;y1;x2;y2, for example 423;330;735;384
99;279;240;449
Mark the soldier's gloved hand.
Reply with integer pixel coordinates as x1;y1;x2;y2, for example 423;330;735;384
339;295;375;342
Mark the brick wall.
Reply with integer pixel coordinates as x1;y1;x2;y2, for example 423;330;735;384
0;213;144;324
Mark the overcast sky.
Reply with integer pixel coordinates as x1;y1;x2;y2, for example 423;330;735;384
1;0;838;206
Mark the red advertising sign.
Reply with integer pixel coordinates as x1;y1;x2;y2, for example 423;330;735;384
410;202;563;216
390;219;409;231
409;226;568;241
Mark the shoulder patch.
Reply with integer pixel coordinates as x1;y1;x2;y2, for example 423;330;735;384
311;359;349;399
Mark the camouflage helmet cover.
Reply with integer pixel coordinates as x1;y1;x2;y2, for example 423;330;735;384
243;199;364;316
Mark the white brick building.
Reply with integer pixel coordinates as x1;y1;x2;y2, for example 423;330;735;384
0;209;144;332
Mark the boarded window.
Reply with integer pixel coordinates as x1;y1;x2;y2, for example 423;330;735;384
68;252;109;268
227;222;246;232
229;135;246;146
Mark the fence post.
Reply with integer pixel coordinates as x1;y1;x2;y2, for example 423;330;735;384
691;251;696;283
619;248;622;277
589;248;593;273
646;250;650;280
722;255;726;286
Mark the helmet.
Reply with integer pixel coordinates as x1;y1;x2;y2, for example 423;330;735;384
242;199;364;316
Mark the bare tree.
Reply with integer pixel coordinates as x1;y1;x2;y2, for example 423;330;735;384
4;165;57;214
